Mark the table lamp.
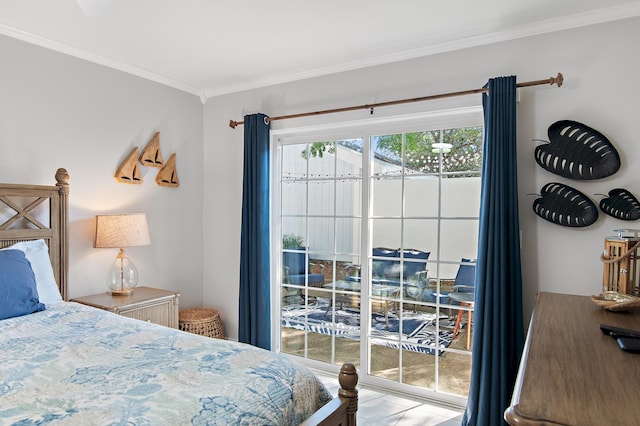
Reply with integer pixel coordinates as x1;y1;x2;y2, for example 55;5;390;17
94;213;150;295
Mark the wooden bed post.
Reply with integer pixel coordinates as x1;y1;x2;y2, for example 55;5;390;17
302;362;359;426
338;362;358;426
55;168;70;301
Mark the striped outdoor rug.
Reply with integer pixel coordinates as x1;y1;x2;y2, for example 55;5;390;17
281;302;462;355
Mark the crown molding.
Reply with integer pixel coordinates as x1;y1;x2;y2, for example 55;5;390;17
0;23;204;98
203;3;640;98
1;2;638;101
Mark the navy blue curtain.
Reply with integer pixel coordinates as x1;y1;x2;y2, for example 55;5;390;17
238;113;271;350
462;76;524;426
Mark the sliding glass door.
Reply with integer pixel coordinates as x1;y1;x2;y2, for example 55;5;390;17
274;110;482;403
279;139;363;366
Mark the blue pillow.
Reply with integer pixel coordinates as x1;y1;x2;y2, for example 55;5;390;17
0;250;45;320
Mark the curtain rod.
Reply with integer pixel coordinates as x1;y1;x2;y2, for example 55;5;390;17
229;72;563;129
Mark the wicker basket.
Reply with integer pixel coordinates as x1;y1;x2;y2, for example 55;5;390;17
591;292;640;312
179;308;225;339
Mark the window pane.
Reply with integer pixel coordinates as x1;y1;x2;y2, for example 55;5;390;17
337;254;361;282
371;178;402;217
308;217;334;254
438;352;472;397
441;127;483;174
370;345;400;382
282;217;306;246
308;141;336;177
404;175;439;217
402;349;435;391
439;219;479;262
336;139;363;178
308;180;334;216
282;144;308;179
282;181;307;216
402;219;438;260
404;130;440;175
371;218;401;249
441;176;481;217
336;179;361;217
371;135;402;178
336;217;360;255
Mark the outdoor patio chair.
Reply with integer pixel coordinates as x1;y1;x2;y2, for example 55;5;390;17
283;249;325;286
346;247;430;286
282;249;325;303
448;258;476;350
343;248;430;313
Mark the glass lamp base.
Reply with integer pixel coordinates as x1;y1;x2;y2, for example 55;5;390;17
109;288;134;296
107;251;139;296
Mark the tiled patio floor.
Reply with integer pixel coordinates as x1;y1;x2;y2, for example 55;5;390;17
281;319;472;397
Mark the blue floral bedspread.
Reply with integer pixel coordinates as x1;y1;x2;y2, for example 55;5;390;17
0;302;332;425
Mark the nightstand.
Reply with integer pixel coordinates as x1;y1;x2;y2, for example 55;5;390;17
71;286;181;328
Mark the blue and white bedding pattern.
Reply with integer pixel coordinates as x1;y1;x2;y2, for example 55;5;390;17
0;302;332;425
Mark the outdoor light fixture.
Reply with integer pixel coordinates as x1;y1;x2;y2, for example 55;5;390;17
94;213;150;295
432;143;452;154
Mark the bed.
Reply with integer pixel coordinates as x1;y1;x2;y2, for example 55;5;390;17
0;168;358;425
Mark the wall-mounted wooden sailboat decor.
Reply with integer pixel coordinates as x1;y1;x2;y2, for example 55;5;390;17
115;147;143;184
138;131;164;167
155;153;179;187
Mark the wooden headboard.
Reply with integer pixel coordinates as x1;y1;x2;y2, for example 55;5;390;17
0;168;70;300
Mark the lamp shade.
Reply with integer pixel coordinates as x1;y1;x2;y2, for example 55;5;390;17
95;214;150;248
95;214;150;295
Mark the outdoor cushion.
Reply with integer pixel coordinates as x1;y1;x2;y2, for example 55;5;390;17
283;249;307;276
287;273;325;287
283;249;325;286
400;249;430;279
371;247;400;279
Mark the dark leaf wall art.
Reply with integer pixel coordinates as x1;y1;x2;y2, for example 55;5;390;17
535;120;620;180
599;188;640;221
533;182;598;227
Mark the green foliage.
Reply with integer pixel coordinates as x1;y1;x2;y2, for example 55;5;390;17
300;142;335;159
375;127;483;174
303;127;483;176
282;233;304;248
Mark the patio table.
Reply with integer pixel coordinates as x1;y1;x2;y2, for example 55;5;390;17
322;280;399;327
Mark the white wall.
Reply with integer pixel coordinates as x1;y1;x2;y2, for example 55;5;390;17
0;36;205;308
205;17;640;339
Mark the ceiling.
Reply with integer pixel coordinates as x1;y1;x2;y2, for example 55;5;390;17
1;1;640;100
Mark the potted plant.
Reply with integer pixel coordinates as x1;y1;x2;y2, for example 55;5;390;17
282;233;304;249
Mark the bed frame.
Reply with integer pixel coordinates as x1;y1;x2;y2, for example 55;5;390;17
0;168;69;300
0;168;358;425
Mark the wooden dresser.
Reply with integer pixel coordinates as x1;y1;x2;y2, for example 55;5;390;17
505;292;640;425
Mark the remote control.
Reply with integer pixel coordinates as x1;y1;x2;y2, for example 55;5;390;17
599;324;640;339
617;337;640;353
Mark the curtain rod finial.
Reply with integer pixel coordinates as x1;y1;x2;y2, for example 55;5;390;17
552;72;564;87
229;120;238;129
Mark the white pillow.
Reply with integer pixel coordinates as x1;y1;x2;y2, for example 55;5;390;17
1;239;63;305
